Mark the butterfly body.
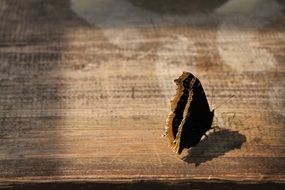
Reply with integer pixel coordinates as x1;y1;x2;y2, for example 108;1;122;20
165;72;214;154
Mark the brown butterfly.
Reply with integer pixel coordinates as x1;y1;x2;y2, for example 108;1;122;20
165;72;214;154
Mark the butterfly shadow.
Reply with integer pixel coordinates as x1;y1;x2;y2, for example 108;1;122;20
182;129;246;166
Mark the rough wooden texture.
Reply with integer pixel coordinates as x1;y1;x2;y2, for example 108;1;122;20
0;0;284;187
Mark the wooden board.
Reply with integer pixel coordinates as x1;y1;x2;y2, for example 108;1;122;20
0;0;284;188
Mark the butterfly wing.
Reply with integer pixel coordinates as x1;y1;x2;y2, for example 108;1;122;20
165;72;214;154
165;72;190;152
177;75;214;154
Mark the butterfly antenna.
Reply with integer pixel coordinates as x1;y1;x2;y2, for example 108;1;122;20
214;95;235;110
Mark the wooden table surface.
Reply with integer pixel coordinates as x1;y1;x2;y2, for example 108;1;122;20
0;0;284;189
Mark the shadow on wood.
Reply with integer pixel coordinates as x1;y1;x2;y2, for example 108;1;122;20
182;129;246;166
130;0;229;14
2;181;284;190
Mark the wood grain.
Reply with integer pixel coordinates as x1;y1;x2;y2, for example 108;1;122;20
0;0;284;187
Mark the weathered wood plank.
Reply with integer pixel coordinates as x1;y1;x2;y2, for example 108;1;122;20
0;0;284;187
